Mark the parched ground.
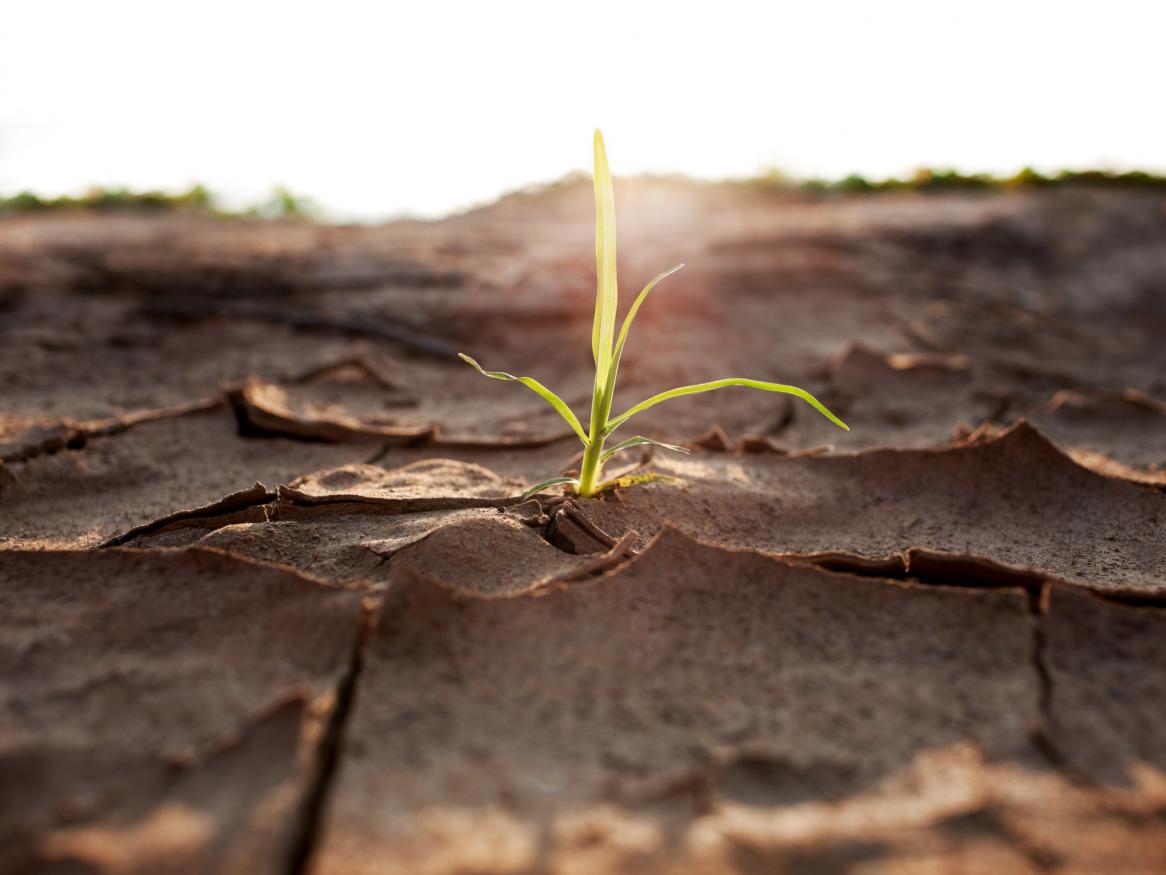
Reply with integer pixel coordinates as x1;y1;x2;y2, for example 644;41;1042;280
1;179;1164;874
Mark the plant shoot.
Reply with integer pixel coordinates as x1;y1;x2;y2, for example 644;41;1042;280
461;130;848;499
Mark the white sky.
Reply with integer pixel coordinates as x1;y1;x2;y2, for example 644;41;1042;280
1;1;1163;220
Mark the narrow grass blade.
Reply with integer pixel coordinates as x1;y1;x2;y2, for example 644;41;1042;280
458;354;589;443
600;435;691;464
591;129;618;384
612;264;684;367
521;477;578;500
600;263;685;401
608;378;849;433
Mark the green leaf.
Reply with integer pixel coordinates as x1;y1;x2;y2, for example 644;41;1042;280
608;378;849;433
457;354;589;444
600;435;691;464
520;476;578;500
591;129;618;386
612;264;684;369
601;263;685;402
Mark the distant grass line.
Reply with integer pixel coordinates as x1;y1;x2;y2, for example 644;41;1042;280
746;166;1166;194
4;167;1165;219
496;166;1166;205
465;166;1166;215
0;184;320;219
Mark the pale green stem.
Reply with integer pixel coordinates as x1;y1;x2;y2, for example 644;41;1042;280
577;387;610;498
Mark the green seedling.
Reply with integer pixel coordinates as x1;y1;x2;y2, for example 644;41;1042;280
460;130;849;499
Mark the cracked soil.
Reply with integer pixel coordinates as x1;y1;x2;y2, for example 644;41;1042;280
2;179;1165;873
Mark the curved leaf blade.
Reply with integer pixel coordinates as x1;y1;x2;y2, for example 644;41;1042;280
457;354;589;444
520;476;578;501
612;264;684;368
600;435;691;464
608;378;849;433
601;263;685;402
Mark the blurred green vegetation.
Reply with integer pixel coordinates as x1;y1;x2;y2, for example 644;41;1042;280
4;168;1165;220
0;184;320;218
249;186;322;220
747;166;1166;194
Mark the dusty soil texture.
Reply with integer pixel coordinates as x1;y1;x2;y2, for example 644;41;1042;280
2;180;1165;874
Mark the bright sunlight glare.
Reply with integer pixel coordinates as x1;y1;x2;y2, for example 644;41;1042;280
1;0;1163;220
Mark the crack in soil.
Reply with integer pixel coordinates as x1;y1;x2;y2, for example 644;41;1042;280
99;482;276;547
557;529;642;579
144;296;461;357
362;441;394;466
800;546;1166;612
797;547;1047;594
286;599;375;875
1;395;223;464
1024;583;1085;780
1097;589;1166;609
542;498;632;555
794;547;1112;783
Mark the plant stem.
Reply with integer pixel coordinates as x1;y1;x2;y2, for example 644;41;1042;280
577;388;609;497
577;438;605;497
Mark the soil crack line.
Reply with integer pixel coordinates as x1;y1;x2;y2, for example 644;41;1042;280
1;395;223;465
99;483;276;547
1026;583;1087;781
363;440;393;466
286;602;374;875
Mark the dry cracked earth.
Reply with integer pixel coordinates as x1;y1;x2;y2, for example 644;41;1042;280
1;179;1165;874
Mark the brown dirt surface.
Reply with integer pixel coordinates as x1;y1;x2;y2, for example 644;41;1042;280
0;548;367;874
2;180;1165;873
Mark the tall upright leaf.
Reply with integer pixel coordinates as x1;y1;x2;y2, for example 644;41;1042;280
591;129;618;386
